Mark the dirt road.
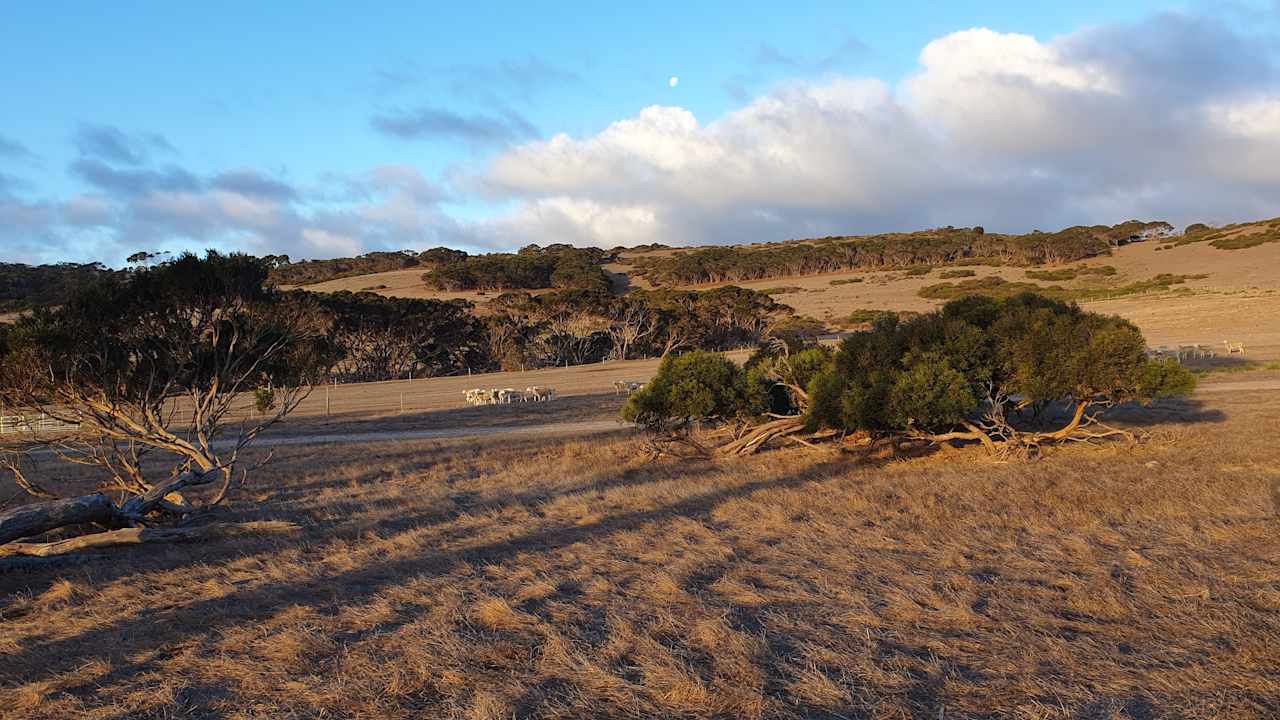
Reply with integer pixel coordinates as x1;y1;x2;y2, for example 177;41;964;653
250;419;631;448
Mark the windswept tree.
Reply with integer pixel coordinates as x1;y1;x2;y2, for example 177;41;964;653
626;293;1194;458
805;294;1196;455
0;252;336;555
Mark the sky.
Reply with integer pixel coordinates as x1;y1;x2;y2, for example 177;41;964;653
1;1;1278;266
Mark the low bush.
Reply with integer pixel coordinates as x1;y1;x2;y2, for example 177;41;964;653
622;351;751;432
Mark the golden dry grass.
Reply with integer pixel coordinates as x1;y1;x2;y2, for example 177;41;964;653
2;389;1279;718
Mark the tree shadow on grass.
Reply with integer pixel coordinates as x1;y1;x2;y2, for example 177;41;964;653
1020;396;1226;432
0;429;663;602
0;450;905;706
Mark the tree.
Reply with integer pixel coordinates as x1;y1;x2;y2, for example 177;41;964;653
622;293;1194;459
315;292;487;381
805;293;1196;456
622;351;750;441
606;297;659;360
0;252;336;555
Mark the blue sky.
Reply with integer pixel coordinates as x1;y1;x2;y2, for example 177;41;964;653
2;1;1278;264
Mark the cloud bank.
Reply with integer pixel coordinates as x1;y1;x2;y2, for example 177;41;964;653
477;13;1280;248
4;10;1278;264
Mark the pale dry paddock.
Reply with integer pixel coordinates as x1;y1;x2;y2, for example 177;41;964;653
1;389;1279;718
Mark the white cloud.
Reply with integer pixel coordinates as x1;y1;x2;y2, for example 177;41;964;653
478;12;1280;245
6;9;1280;264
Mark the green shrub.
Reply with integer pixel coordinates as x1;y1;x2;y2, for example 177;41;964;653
1025;265;1115;282
622;351;750;430
903;266;933;277
1209;231;1279;250
254;386;277;414
939;269;977;279
829;277;865;285
844;309;901;327
806;293;1195;439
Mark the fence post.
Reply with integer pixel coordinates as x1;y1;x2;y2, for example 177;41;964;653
325;385;331;416
399;392;405;415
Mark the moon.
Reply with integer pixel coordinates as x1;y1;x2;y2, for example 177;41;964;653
668;76;679;88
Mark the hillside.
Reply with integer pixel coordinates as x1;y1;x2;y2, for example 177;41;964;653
291;217;1280;357
0;262;122;314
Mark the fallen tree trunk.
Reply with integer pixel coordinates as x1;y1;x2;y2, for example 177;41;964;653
0;493;116;545
0;520;300;558
118;468;215;521
719;417;807;456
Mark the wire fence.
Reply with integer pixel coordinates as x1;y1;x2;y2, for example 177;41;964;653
0;413;81;435
0;349;759;437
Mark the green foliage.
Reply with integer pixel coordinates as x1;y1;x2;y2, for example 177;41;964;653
766;316;827;352
1170;218;1280;248
886;353;975;428
622;351;749;430
843;309;902;327
1137;358;1197;399
313;291;489;381
919;276;1052;301
0;262;123;313
745;345;834;416
630;221;1170;287
254;386;277;414
268;250;426;286
939;269;977;279
829;277;865;285
806;293;1195;436
422;247;610;292
0;251;338;414
919;273;1204;303
1026;266;1121;281
1209;230;1280;250
903;266;933;276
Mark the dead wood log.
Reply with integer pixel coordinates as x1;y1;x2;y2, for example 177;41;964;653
719;417;807;456
117;468;216;521
0;521;300;558
0;493;116;545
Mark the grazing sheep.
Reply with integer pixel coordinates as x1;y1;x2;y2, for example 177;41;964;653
525;386;555;402
614;380;644;395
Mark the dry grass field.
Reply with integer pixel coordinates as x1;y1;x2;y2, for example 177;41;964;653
3;379;1279;719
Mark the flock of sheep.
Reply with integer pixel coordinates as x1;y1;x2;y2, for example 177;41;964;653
463;386;556;405
461;380;646;407
1148;340;1247;362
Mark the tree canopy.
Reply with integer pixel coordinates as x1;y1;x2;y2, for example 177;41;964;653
629;221;1174;286
624;293;1195;457
421;246;611;292
0;251;336;504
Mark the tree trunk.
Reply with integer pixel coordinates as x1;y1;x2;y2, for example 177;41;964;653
0;521;300;557
0;494;116;545
119;468;216;520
